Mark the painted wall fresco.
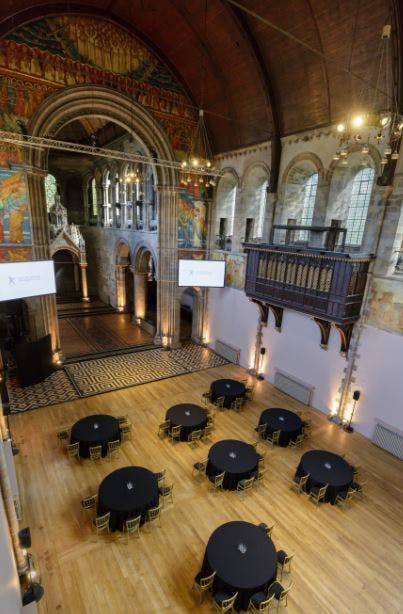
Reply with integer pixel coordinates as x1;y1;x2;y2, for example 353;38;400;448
225;254;246;290
366;278;403;334
0;169;31;245
178;187;207;249
0;246;33;262
0;15;196;165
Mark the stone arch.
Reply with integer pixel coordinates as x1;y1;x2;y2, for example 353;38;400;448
114;239;132;312
51;248;81;299
132;243;158;331
176;285;206;345
24;85;178;353
213;168;240;250
236;163;270;248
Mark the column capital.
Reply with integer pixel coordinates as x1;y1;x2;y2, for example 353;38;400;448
25;165;48;178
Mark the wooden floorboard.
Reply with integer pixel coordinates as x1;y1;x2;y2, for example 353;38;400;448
9;363;403;613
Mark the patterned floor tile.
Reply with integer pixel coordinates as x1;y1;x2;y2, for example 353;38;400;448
8;370;80;413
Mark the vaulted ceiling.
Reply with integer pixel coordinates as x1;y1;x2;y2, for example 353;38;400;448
0;0;400;153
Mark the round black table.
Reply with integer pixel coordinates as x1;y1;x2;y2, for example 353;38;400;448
70;414;120;458
210;379;246;409
202;521;277;611
97;466;159;531
295;450;354;504
259;408;303;447
207;440;259;490
166;404;208;441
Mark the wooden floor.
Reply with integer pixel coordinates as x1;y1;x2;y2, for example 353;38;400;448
10;363;403;613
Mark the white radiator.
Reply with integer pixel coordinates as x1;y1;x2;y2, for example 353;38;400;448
273;369;313;405
372;420;403;460
215;339;240;364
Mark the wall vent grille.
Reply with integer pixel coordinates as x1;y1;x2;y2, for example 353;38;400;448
372;421;403;460
215;339;240;364
273;369;313;405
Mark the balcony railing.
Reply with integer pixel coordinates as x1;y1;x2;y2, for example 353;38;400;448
244;243;371;324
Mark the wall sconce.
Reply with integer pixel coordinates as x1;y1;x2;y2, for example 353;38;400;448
343;390;360;433
257;347;266;380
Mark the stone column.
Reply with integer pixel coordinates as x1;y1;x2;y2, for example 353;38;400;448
156;186;180;347
79;263;90;302
266;191;278;242
311;172;330;248
134;272;147;320
26;166;60;359
115;265;126;312
372;185;402;276
73;263;80;292
190;288;208;344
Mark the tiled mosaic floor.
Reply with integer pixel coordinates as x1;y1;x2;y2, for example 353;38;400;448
8;344;228;413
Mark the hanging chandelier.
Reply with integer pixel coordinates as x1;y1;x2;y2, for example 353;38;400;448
180;109;216;188
332;24;402;167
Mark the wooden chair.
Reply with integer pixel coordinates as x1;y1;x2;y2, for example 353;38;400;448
309;483;328;505
193;570;216;604
292;473;310;495
169;425;181;444
107;439;120;460
245;385;255;401
158;420;170;438
266;430;281;446
146;505;162;528
289;433;305;449
268;581;293;612
188;429;202;449
201;425;214;443
237;476;255;494
276;551;295;579
124;515;141;541
201;391;211;405
214;396;225;410
158;483;174;507
116;415;128;426
210;471;225;491
192;458;208;477
120;424;132;442
154;469;166;485
92;512;110;535
89;445;102;461
351;464;361;479
335;487;356;508
81;494;97;517
231;397;244;412
67;442;80;459
254;423;267;439
351;480;366;497
253;468;266;487
258;522;275;538
57;429;70;447
248;592;275;613
213;591;238;613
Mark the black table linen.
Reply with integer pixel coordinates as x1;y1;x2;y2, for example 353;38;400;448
202;521;277;611
207;440;259;490
70;414;120;458
295;450;354;504
166;404;208;441
210;379;246;409
97;466;159;531
259;408;303;447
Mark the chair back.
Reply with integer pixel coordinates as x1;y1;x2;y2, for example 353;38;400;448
317;484;328;501
255;468;266;483
57;429;70;443
256;423;267;437
283;552;295;566
170;425;181;438
291;433;305;447
255;593;275;611
125;515;141;534
67;442;80;458
272;430;281;444
154;469;166;483
120;424;132;442
116;415;128;425
89;445;102;460
147;505;161;523
81;494;97;510
94;512;110;529
221;592;238;610
279;581;293;601
189;429;202;441
202;391;211;405
193;458;208;475
202;425;214;439
231;397;244;412
214;472;225;488
200;570;216;589
107;440;120;456
158;420;170;436
237;476;255;491
215;396;225;409
298;473;310;492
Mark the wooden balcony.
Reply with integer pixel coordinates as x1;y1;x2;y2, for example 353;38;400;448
243;243;372;352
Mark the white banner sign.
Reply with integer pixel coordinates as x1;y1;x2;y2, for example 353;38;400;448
0;260;56;301
178;259;225;288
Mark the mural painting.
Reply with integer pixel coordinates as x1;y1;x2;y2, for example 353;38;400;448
0;15;197;166
178;187;207;249
224;254;246;290
177;250;206;260
366;278;403;334
0;169;31;245
0;246;33;262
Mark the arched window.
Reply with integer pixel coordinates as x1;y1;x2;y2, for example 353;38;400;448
299;173;318;240
345;167;375;245
45;173;57;212
91;177;97;214
242;166;269;242
215;172;237;250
